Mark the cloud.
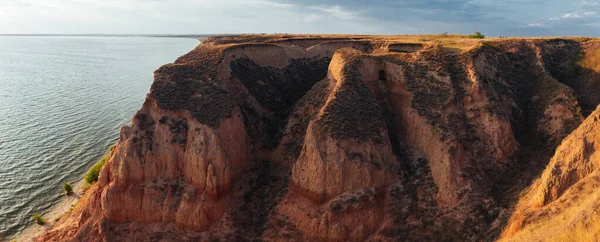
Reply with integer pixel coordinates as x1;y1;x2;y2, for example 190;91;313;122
583;1;600;6
527;23;545;27
562;13;582;19
502;1;600;35
0;0;600;36
307;5;361;20
559;12;595;19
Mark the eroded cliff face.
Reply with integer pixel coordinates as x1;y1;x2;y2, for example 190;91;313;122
38;35;600;242
499;106;600;242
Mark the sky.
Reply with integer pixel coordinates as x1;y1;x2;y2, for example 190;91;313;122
1;0;600;36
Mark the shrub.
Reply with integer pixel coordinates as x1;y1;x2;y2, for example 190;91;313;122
85;157;106;184
469;31;485;39
62;182;73;196
54;216;62;222
84;146;114;184
32;213;45;225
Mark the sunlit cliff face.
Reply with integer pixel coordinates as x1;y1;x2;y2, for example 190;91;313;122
37;35;600;242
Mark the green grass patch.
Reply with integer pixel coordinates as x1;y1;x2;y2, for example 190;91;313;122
32;213;45;225
84;158;106;184
84;146;115;184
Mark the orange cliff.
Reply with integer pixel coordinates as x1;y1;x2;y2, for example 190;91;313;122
35;35;600;241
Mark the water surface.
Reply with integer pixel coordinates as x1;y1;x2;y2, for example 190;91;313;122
0;36;199;238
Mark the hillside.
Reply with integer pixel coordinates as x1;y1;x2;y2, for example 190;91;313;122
35;34;600;241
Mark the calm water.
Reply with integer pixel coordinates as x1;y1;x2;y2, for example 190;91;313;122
0;36;199;238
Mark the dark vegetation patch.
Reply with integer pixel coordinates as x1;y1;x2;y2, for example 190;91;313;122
400;49;453;127
134;113;155;151
145;177;186;208
384;47;461;145
537;39;582;85
283;79;332;158
467;44;519;117
381;153;441;241
318;55;386;142
151;45;235;127
231;57;330;117
230;57;330;148
469;31;485;39
229;160;290;240
387;43;425;53
62;182;73;195
535;39;600;116
159;116;189;149
151;76;234;127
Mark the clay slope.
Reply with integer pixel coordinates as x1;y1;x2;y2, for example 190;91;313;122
500;106;600;241
37;35;600;242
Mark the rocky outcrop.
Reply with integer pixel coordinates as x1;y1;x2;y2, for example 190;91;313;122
37;35;600;241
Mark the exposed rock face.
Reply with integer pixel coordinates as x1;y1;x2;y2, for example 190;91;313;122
37;35;600;242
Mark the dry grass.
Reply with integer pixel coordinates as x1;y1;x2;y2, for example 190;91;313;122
205;34;489;54
501;172;600;242
205;34;598;57
580;46;600;73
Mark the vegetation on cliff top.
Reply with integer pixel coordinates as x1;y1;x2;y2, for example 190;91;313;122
469;31;485;39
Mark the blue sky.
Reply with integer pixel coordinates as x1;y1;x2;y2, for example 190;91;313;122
0;0;599;36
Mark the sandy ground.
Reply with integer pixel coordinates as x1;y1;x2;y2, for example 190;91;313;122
12;180;85;242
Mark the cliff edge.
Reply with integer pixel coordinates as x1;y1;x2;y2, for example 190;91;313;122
36;35;600;241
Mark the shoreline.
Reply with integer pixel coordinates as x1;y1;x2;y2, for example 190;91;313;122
13;180;86;242
12;145;115;242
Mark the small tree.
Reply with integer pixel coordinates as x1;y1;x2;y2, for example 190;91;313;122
470;31;485;39
32;213;45;225
62;182;73;196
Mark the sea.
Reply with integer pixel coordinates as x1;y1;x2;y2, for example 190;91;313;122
0;36;200;239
